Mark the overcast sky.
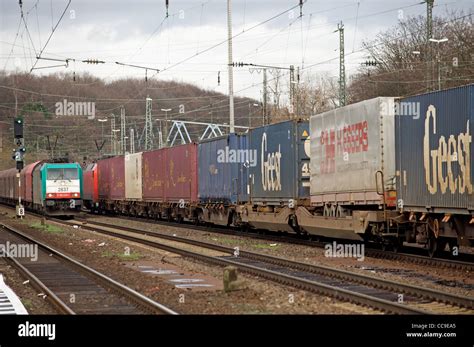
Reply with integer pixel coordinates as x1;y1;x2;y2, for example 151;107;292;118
0;0;472;102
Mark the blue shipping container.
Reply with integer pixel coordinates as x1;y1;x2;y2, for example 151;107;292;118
198;133;248;204
247;120;310;204
396;84;474;213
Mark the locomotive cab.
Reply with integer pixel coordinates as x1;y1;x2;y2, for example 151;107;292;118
40;163;83;216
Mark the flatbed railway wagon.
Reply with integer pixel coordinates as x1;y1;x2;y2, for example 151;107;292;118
242;120;311;233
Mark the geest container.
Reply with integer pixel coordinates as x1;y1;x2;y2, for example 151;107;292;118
125;152;143;200
396;84;474;214
143;143;198;203
98;156;125;200
310;97;396;205
247;120;310;205
198;133;248;204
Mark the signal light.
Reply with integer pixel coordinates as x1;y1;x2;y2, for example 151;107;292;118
14;117;23;138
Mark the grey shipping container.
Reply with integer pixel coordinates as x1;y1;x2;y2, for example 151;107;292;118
310;97;397;206
125;152;143;200
396;84;474;214
198;133;248;204
247;120;310;204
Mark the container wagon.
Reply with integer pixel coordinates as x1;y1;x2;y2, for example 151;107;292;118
97;156;125;212
396;84;474;254
142;143;198;221
241;120;310;233
197;133;248;226
297;97;398;242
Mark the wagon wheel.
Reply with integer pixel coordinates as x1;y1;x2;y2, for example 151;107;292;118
194;211;202;226
427;234;438;258
392;238;401;253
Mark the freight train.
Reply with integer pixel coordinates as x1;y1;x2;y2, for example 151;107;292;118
83;85;474;257
0;162;83;217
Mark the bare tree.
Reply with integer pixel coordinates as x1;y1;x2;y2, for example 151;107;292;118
348;11;474;102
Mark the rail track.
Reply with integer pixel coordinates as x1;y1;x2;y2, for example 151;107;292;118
0;222;177;315
86;213;474;272
56;217;474;315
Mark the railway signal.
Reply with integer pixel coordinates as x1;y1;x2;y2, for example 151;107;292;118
14;117;23;138
12;118;25;170
12;117;25;218
12;148;26;170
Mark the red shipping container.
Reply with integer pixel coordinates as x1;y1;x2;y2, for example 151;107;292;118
142;149;166;202
20;161;41;203
98;156;125;200
142;143;198;203
83;163;99;203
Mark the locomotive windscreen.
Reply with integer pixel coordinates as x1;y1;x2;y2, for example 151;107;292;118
47;168;79;180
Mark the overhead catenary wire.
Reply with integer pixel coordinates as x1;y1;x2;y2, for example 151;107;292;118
19;0;38;57
2;2;470;119
30;0;71;73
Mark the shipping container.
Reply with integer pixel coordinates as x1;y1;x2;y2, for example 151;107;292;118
142;148;166;201
83;163;98;203
98;156;125;200
198;133;248;204
125;152;143;200
142;143;198;203
396;84;474;214
310;97;396;206
247;120;310;204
